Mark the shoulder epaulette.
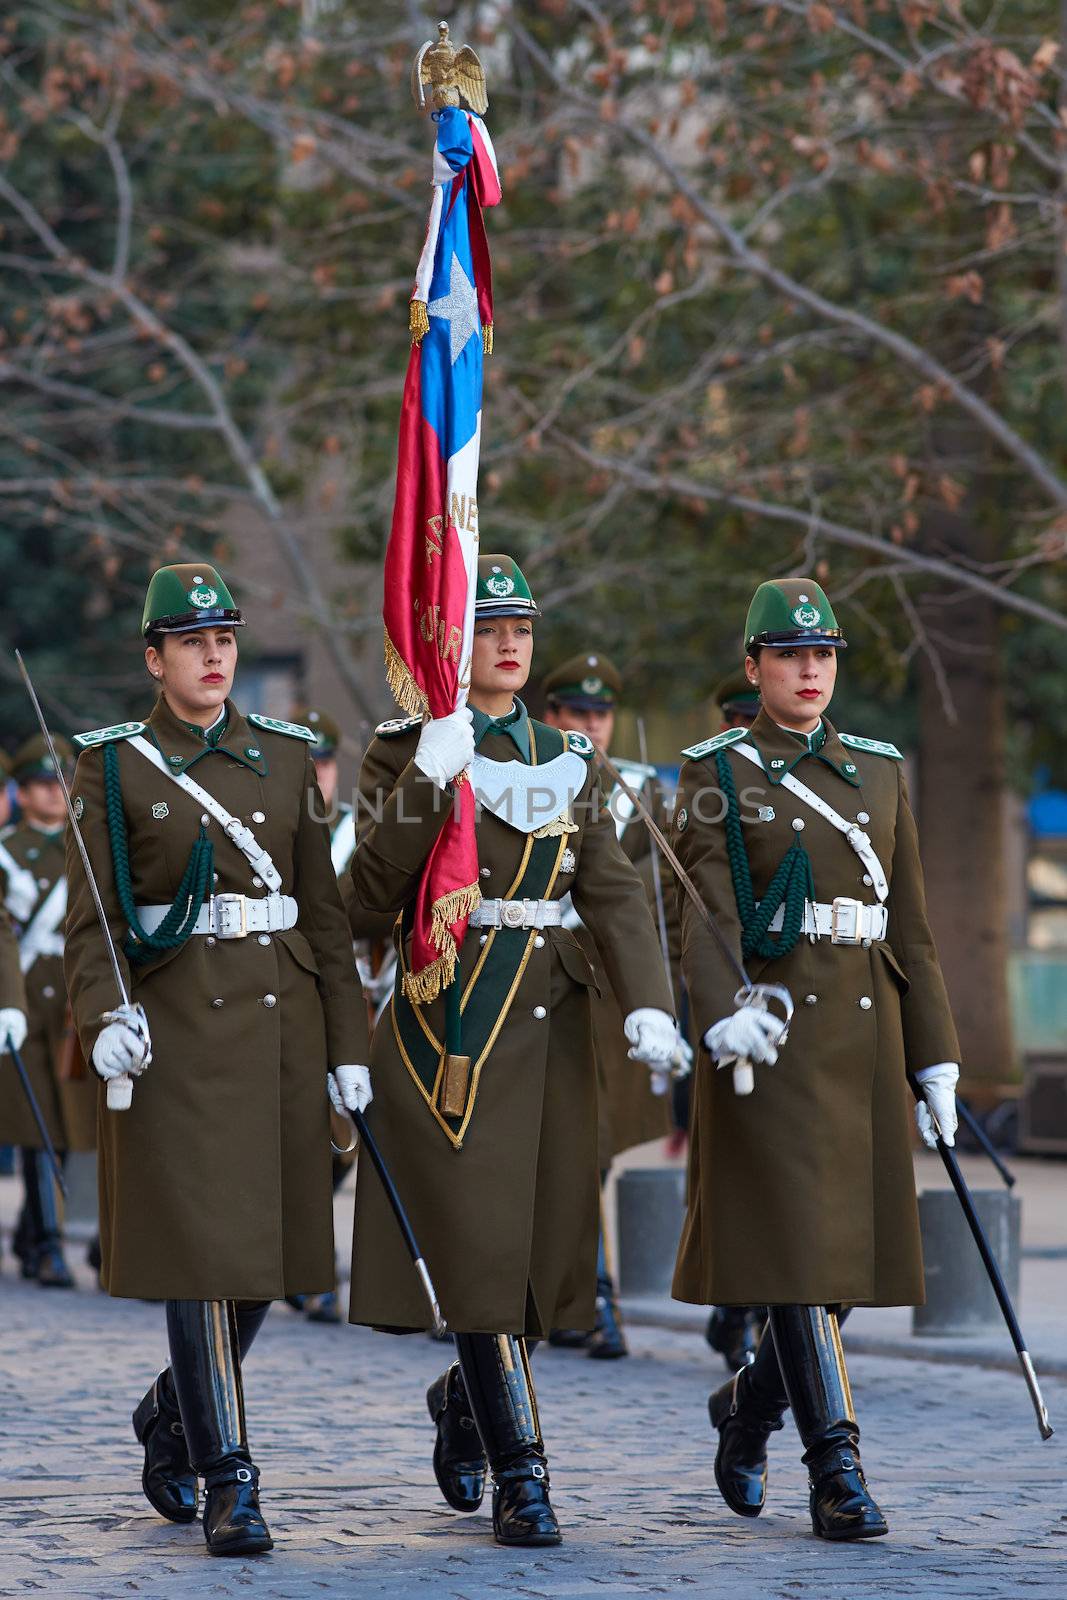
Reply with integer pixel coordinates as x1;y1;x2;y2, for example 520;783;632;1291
681;727;749;762
247;713;316;743
375;715;422;739
72;721;147;751
564;730;596;760
839;733;903;761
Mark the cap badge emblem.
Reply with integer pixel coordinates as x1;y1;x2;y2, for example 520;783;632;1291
791;603;821;627
485;574;515;598
188;585;219;609
152;802;169;820
581;676;603;695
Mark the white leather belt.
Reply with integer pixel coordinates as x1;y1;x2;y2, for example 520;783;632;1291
767;897;887;945
469;898;563;931
136;892;298;940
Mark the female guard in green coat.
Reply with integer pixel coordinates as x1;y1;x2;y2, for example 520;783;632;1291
672;578;960;1543
65;563;371;1558
340;554;677;1548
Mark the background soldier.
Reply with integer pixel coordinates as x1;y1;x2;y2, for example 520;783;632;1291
65;563;371;1557
541;652;677;1359
343;555;677;1547
672;577;960;1543
0;735;96;1287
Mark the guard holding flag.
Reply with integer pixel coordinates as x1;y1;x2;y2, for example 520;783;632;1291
64;563;371;1557
344;554;676;1547
671;577;961;1542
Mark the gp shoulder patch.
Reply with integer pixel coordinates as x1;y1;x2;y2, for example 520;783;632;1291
681;727;749;762
839;733;904;761
375;715;422;739
247;713;316;743
72;721;147;751
564;730;596;759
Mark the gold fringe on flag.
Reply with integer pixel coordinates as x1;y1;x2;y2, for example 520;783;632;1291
482;321;493;356
401;881;482;1003
384;631;430;719
410;299;430;345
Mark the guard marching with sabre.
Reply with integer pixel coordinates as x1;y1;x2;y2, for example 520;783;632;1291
671;578;964;1542
61;563;372;1558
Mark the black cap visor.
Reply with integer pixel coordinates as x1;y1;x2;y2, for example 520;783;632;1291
146;607;245;637
747;628;846;650
475;598;541;620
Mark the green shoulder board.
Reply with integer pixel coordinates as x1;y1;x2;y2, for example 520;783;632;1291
375;715;422;739
839;733;903;761
565;730;596;760
247;713;316;743
681;727;749;762
73;721;147;751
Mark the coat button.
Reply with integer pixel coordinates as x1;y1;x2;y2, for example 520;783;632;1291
201;814;210;827
211;997;224;1008
534;936;545;949
479;934;488;945
859;996;872;1010
479;866;491;878
862;937;872;949
532;1005;547;1020
258;934;271;946
804;994;817;1006
213;872;220;885
262;993;277;1008
252;875;263;888
791;818;805;831
252;810;265;823
205;936;216;948
857;811;870;824
862;874;873;886
42;985;55;999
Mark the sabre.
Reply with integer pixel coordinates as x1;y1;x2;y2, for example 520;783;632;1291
907;1076;1052;1441
14;651;148;1111
4;1033;67;1199
336;1104;446;1336
595;746;792;1096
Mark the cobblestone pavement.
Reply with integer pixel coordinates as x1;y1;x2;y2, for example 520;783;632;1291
0;1266;1063;1600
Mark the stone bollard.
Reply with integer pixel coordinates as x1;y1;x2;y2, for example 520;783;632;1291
912;1188;1021;1336
616;1168;687;1298
61;1151;98;1243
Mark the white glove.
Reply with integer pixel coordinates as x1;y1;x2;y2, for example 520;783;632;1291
413;709;475;789
704;1006;784;1068
0;1009;27;1054
92;1005;151;1082
647;1028;693;1097
624;1007;678;1071
328;1064;373;1116
914;1062;959;1149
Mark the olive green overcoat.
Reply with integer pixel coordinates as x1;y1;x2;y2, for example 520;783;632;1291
672;710;960;1308
0;827;95;1150
345;713;673;1336
64;696;369;1301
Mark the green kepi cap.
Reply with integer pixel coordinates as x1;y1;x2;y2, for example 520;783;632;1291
713;668;761;723
142;562;245;637
744;577;846;652
11;732;74;784
542;651;622;712
292;706;341;758
475;554;540;619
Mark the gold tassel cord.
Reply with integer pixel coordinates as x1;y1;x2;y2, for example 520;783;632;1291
482;321;493;356
429;882;482;942
403;950;456;1004
402;881;482;1004
410;299;430;345
383;633;430;718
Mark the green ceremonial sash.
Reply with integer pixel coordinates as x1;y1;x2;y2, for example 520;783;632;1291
391;723;570;1150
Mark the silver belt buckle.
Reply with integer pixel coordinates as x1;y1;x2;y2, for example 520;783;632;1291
501;899;527;930
213;893;248;939
830;897;863;945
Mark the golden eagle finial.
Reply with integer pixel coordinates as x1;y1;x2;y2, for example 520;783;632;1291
411;20;488;117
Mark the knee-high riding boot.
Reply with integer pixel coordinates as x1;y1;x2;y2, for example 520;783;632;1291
707;1314;785;1517
23;1149;73;1288
427;1362;488;1512
133;1301;271;1526
767;1306;887;1541
166;1300;273;1556
455;1333;562;1547
587;1223;628;1361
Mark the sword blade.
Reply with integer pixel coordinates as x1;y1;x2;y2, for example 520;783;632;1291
13;651;130;1009
4;1033;67;1199
348;1105;446;1335
635;719;673;979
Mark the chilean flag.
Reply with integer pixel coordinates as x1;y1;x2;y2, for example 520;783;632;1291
383;106;501;1003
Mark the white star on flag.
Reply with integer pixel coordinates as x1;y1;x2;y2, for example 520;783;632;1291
428;255;480;366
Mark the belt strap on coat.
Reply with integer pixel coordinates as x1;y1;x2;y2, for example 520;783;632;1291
136;892;297;940
766;897;887;945
469;897;563;930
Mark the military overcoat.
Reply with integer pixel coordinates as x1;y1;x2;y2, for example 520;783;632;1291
0;827;95;1150
345;707;673;1336
672;709;960;1308
64;696;369;1301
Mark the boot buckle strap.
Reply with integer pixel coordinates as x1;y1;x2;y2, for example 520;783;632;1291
531;1463;546;1480
235;1467;253;1483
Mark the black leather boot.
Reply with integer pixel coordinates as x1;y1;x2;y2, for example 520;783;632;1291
427;1361;487;1512
707;1318;785;1517
768;1306;888;1541
587;1229;628;1360
24;1149;74;1288
705;1305;761;1373
167;1300;273;1556
455;1333;562;1547
13;1160;40;1280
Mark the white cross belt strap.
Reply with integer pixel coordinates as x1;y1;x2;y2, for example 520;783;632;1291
469;898;564;930
766;898;887;945
733;743;889;902
128;735;282;893
0;840;41;924
136;892;297;941
19;875;68;972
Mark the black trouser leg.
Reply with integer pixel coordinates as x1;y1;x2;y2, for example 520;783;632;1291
166;1300;273;1557
587;1221;627;1361
24;1149;73;1288
705;1305;761;1372
454;1333;562;1547
767;1306;887;1541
